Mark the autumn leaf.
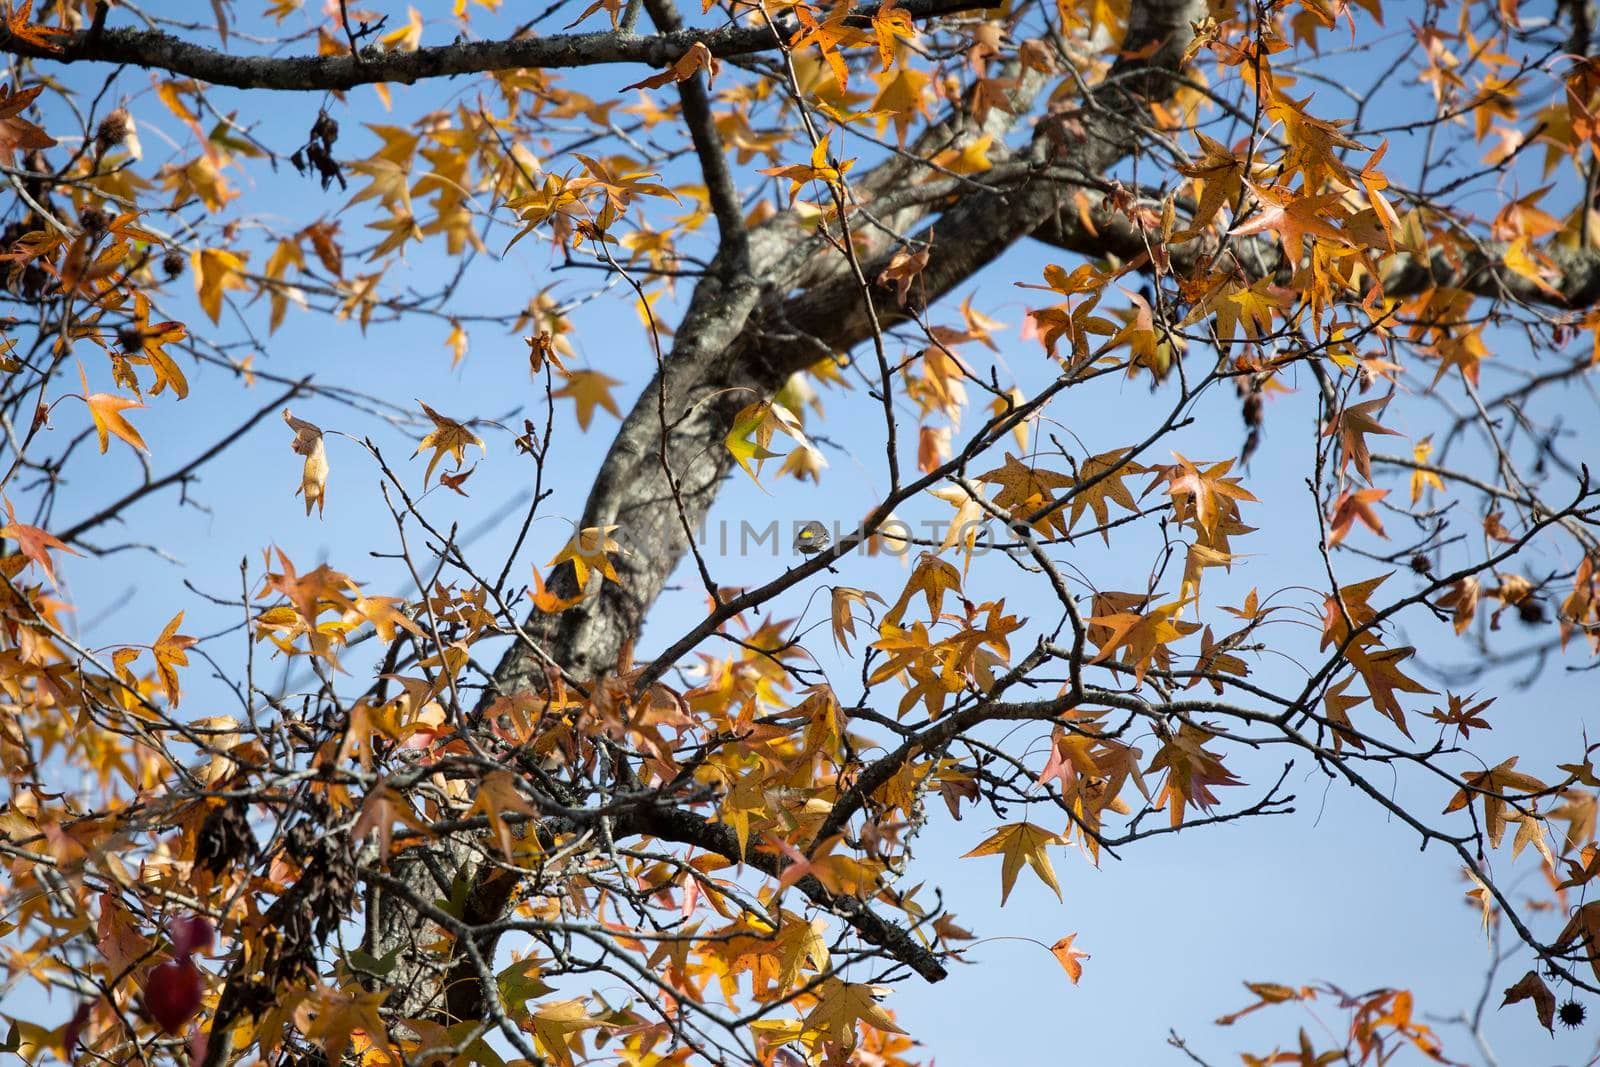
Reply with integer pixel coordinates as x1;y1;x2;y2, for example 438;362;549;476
1147;721;1243;828
1086;597;1200;687
0;498;78;585
353;596;422;643
549;525;622;590
1556;901;1600;984
283;408;330;517
1322;673;1368;753
296;983;391;1066
801;978;907;1054
878;245;931;306
262;548;358;628
1326;395;1401;484
412;400;485;486
1420;695;1491;746
0;80;57;158
926;483;989;568
1443;756;1547;849
150;612;196;706
1156;453;1258;541
621;41;720;92
1348;644;1434;737
143;958;202;1034
193;247;249;324
1215;982;1313;1026
1174;132;1247;239
1435;576;1480;635
529;566;583;613
1409;436;1445;503
443;319;468;368
526;999;610;1067
1229;182;1351;263
760;135;855;202
1067;448;1146;541
438;465;475;496
883;551;962;627
470;769;538;861
1501;970;1555;1033
551;368;623;431
870;0;916;69
351;783;427;862
79;364;148;454
789;4;860;88
1503;235;1562;298
976;451;1075;537
961;821;1064;904
726;399;810;485
1049;934;1089;984
1327;486;1387;545
830;586;885;653
1464;864;1494;933
121;293;190;401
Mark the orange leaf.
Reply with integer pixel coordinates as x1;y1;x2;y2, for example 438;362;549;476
1326;395;1401;484
620;41;720;92
469;770;538;861
0;498;78;585
79;364;147;454
0;80;59;157
1327;486;1386;545
1049;933;1089;984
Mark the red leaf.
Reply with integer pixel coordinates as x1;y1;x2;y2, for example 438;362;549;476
144;959;202;1034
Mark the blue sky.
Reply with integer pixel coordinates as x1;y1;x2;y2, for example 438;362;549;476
10;1;1600;1063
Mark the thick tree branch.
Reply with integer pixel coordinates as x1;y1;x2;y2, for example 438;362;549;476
0;0;983;90
643;0;750;270
1032;201;1600;309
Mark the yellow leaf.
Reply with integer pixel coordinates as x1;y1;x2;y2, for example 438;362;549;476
444;319;468;368
283;408;330;516
1503;235;1562;298
725;399;809;484
527;998;608;1067
549;525;622;591
412;400;485;486
1410;436;1445;503
551;368;623;431
830;586;885;653
192;247;248;324
297;983;392;1066
960;821;1063;904
801;978;906;1055
929;133;993;175
152;611;196;706
529;566;583;613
